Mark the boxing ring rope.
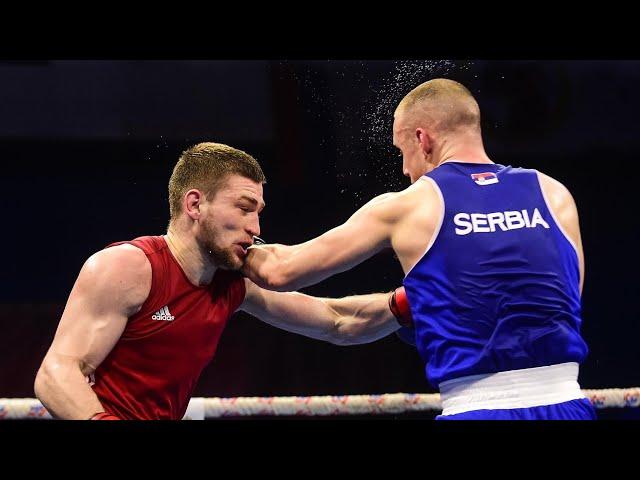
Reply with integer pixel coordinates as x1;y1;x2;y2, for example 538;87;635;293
1;388;639;419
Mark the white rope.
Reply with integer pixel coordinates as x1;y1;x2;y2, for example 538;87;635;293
203;393;440;418
0;398;52;420
582;388;640;409
1;388;638;419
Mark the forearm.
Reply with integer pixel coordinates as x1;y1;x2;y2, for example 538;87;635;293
243;285;399;346
242;244;291;290
245;235;377;292
323;292;400;345
34;356;106;420
282;237;358;290
244;194;398;292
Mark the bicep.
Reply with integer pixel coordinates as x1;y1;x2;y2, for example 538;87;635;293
49;285;129;376
46;248;151;374
292;194;397;276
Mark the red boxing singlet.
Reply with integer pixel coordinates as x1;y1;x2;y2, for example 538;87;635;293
91;236;246;419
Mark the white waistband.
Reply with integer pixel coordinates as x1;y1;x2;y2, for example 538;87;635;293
438;362;585;416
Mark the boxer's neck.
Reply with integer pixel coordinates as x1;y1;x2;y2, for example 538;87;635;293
164;226;217;287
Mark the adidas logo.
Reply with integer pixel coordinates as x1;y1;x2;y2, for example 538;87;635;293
152;306;175;321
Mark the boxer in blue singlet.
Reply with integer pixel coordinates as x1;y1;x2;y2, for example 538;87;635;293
243;78;596;420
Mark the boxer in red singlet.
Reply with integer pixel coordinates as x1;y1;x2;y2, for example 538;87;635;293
34;142;411;420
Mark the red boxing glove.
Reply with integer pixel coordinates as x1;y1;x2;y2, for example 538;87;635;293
389;286;413;327
90;412;120;420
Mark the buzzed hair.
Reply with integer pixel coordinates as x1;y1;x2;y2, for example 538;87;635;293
168;142;266;221
396;78;481;133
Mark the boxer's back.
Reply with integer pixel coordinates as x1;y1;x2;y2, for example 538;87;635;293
402;161;587;388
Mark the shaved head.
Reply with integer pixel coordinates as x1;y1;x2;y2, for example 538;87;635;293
395;78;481;134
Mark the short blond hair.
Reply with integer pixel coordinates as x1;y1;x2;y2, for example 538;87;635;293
396;78;481;133
168;142;266;220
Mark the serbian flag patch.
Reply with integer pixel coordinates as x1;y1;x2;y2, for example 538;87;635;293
471;172;499;185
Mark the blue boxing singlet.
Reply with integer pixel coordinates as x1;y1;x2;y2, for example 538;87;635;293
402;161;593;419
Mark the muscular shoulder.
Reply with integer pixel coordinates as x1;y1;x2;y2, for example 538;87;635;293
388;177;441;216
405;176;440;199
78;244;151;313
84;244;150;279
536;170;577;212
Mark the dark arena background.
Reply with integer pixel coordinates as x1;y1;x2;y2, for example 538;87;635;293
1;60;638;420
